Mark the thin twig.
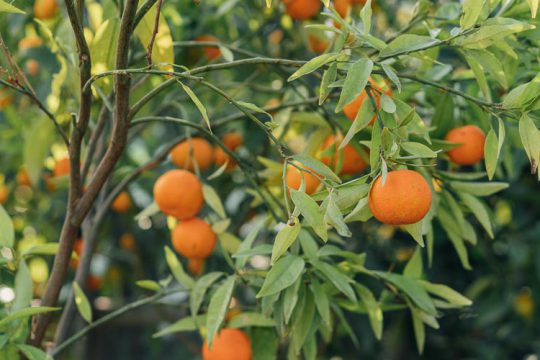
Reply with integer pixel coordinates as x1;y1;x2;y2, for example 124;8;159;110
146;0;164;65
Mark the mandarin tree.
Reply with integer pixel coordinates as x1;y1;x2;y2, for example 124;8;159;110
1;0;540;359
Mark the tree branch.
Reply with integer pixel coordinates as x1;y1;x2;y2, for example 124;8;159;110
145;0;164;65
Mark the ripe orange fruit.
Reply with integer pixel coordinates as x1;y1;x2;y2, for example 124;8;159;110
222;132;243;151
111;191;132;213
87;275;102;291
284;0;321;20
214;147;236;170
34;0;58;20
0;90;13;110
202;328;252;360
368;169;432;225
44;174;57;192
285;164;321;195
172;218;216;259
334;0;351;18
0;185;8;204
187;258;204;275
171;137;214;172
25;59;40;76
153;170;204;220
320;135;368;175
53;157;70;177
343;78;392;123
18;37;43;50
308;34;329;54
195;35;221;60
17;169;31;187
444;125;486;165
120;233;136;251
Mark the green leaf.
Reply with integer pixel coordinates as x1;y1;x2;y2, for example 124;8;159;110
0;307;60;328
23;116;54;186
527;0;539;18
437;208;472;270
236;101;273;121
91;18;121;90
419;281;472;306
503;73;540;109
282;277;302;324
290;289;316;354
380;35;440;58
257;256;305;298
205;275;236;346
73;282;93;323
518;113;540;175
178;81;211;131
335;58;373;112
136;280;161;291
403;247;423;279
233;244;273;258
0;0;25;13
381;63;401;93
22;243;61;258
202;184;226;219
370;120;382;170
465;49;507;88
164;246;194;289
484;129;498;180
313;260;357;302
402;222;425;247
401;142;437;158
16;344;52;360
309;279;331;327
288;53;340;82
324;192;351;237
380;94;396;113
410;306;425;354
270;218;302;264
152;315;206;337
234;220;265;268
290;190;327;241
228;312;275;328
465;53;491;100
341;99;374;148
459;193;493;238
453;20;535;48
355;284;383;340
13;260;32;312
374;272;437;315
450;181;508;196
190;272;224;317
461;0;483;30
360;0;373;34
0;204;14;247
134;1;174;68
319;62;338;105
292;154;341;183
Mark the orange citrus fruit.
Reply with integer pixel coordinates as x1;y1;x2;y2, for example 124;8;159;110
214;147;236;170
17;169;31;187
172;218;216;259
18;37;43;50
202;328;252;360
368;169;432;225
284;0;321;20
187;258;205;275
0;90;13;110
308;34;329;54
34;0;58;20
222;132;243;151
444;125;486;165
26;60;40;76
171;137;214;172
195;35;221;60
320;134;368;175
285;164;321;195
0;185;8;204
153;170;204;220
343;77;392;123
53;157;70;177
120;233;136;251
111;191;132;213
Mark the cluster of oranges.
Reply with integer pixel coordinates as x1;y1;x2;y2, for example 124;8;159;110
154;133;242;275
